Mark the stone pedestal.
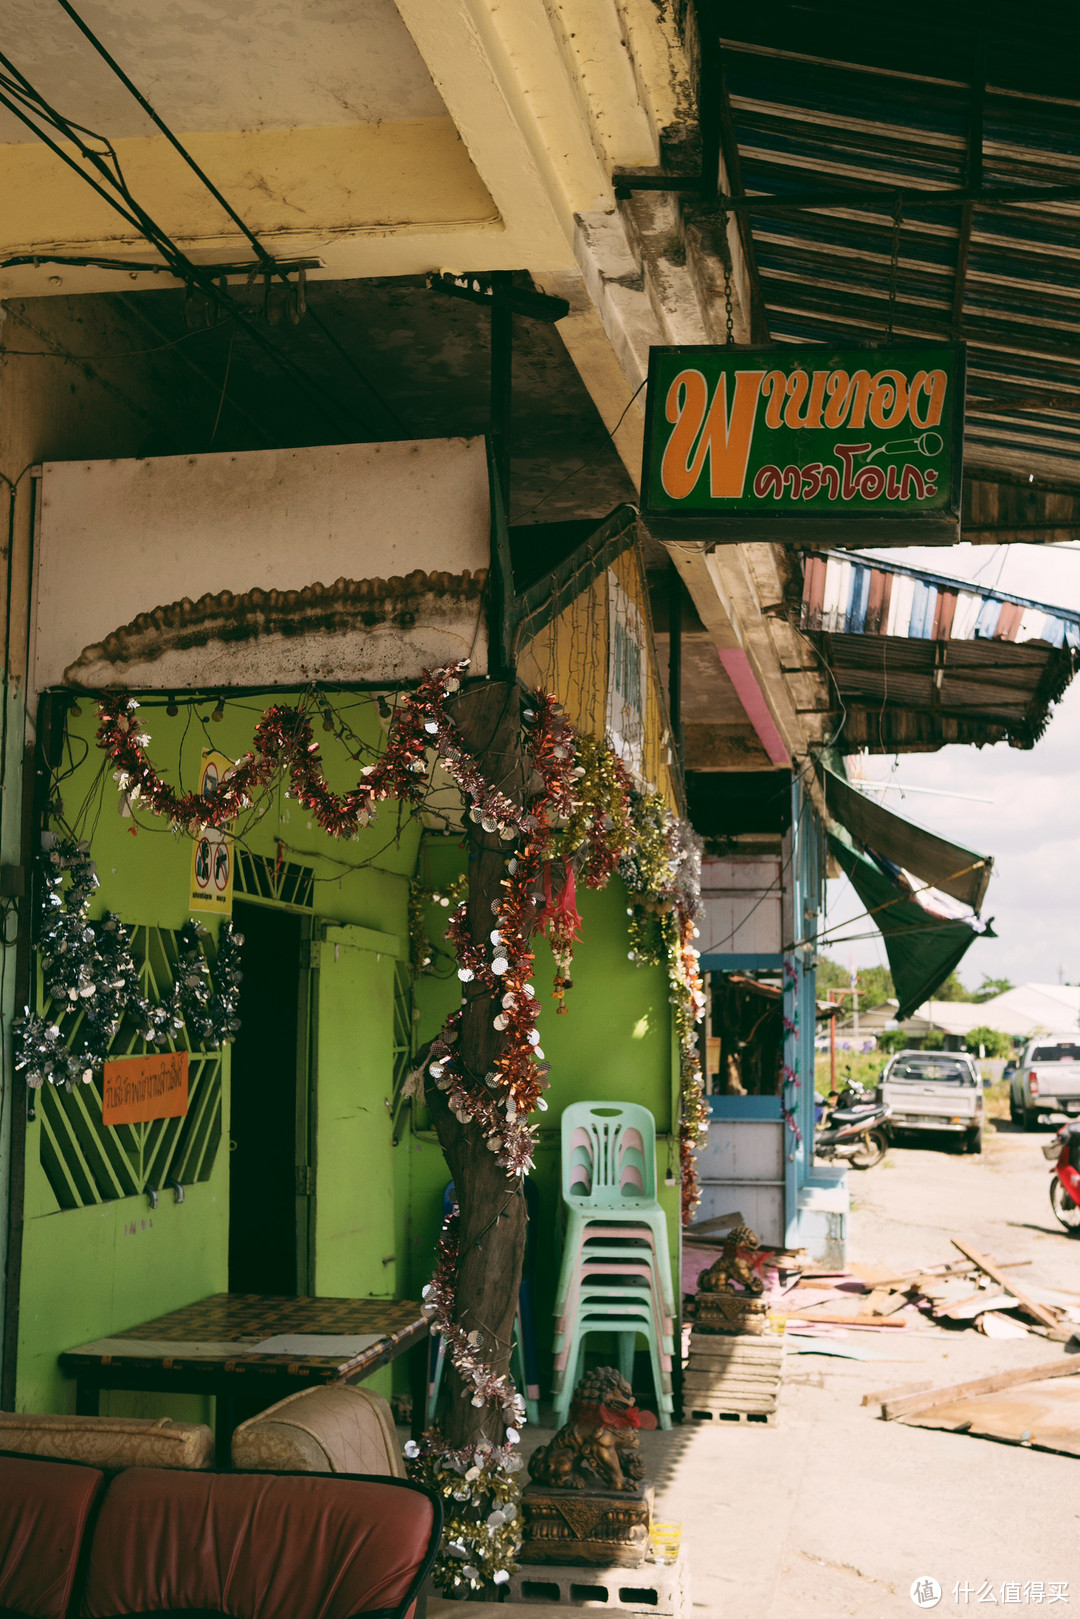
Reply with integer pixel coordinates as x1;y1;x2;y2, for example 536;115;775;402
519;1482;653;1568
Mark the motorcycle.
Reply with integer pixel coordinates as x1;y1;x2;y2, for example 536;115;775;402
814;1080;891;1170
1043;1119;1080;1235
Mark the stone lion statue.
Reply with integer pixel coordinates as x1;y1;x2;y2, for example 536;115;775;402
528;1367;652;1493
697;1223;765;1295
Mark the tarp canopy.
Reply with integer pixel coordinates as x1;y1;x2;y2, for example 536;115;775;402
820;766;992;911
828;832;994;1020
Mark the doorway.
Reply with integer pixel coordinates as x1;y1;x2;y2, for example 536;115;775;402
228;900;305;1294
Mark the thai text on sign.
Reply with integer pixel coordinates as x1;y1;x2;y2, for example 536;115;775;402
102;1051;189;1126
641;344;963;531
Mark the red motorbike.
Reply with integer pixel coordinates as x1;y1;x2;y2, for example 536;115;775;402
1044;1121;1080;1235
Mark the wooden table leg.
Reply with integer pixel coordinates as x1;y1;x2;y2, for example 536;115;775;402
75;1379;100;1417
215;1390;235;1469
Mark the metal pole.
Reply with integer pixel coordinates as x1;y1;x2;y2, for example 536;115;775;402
489;273;513;517
668;569;684;772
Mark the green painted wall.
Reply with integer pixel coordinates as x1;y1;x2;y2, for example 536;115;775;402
18;695;417;1414
401;852;681;1392
18;697;681;1417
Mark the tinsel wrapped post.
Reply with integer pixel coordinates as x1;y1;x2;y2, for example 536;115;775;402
417;681;537;1595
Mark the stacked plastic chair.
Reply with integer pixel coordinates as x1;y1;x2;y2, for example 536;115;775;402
551;1101;675;1429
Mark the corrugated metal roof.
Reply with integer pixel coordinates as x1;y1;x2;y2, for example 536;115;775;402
717;3;1080;486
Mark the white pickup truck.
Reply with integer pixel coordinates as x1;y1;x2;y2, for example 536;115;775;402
1008;1035;1080;1131
880;1050;984;1154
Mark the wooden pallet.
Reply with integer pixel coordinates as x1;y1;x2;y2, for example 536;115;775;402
682;1331;784;1422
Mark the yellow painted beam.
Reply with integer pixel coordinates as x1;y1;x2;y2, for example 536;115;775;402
0;117;497;264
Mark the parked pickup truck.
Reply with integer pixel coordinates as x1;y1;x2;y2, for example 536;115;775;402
880;1050;984;1153
1009;1035;1080;1131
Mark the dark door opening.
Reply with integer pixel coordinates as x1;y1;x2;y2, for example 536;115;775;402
228;901;303;1295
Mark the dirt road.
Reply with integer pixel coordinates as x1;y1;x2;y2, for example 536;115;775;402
644;1121;1080;1618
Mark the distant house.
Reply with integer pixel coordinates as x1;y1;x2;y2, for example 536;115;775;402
900;983;1080;1046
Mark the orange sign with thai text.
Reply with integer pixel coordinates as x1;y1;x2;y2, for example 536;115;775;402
102;1051;189;1126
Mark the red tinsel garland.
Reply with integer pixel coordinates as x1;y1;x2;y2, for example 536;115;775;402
98;662;528;843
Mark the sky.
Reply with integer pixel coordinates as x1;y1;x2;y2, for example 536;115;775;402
820;540;1080;994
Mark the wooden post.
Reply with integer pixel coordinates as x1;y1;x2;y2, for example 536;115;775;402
423;682;534;1458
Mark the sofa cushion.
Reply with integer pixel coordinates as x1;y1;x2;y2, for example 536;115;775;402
0;1412;213;1472
231;1385;403;1478
0;1453;104;1619
80;1467;439;1619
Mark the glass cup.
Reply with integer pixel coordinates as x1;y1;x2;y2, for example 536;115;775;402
650;1521;682;1565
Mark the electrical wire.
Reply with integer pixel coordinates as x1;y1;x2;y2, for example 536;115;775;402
0;325;237;362
510;380;647;524
51;0;408;438
0;50;372;439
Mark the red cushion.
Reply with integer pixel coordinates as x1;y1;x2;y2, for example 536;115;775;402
0;1454;104;1619
80;1469;436;1619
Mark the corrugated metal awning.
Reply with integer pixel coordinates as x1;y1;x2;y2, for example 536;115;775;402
798;550;1080;750
714;3;1080;495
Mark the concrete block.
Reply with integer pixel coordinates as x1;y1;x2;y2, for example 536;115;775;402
508;1550;690;1615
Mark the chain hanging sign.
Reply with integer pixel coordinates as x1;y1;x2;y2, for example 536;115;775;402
641;343;965;545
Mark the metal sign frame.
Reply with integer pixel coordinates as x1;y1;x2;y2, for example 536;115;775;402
641;343;966;545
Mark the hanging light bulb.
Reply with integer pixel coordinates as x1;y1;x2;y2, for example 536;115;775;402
377;694;392;720
166;697;179;717
211;699;225;723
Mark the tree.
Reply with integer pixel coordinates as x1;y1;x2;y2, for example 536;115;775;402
971;976;1014;1004
931;971;969;1002
816;957;895;1008
420;684;532;1583
966;1027;1013;1058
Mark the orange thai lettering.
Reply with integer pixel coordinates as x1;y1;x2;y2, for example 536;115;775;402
869;370;909;430
823;369;873;429
783;369;828;430
761;370;788;429
660;368;766;500
907;369;948;428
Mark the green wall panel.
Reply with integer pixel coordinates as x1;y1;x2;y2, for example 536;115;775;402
314;928;398;1300
17;1172;228;1415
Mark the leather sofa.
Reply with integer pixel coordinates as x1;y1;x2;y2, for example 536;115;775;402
0;1450;441;1619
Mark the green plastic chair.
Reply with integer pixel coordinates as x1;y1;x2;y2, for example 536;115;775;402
553;1311;674;1429
557;1102;676;1318
554;1282;674;1354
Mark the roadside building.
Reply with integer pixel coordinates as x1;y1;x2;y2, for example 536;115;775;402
1;10;1079;1553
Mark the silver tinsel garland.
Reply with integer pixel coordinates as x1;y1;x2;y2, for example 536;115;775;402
15;834;243;1090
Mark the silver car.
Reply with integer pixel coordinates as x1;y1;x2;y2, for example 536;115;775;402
881;1050;984;1153
1009;1035;1080;1131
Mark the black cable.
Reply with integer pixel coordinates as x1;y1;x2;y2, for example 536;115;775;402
52;0;407;438
510;380;647;524
53;0;274;268
0;57;371;439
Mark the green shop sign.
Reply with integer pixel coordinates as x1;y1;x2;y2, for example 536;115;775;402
641;344;964;545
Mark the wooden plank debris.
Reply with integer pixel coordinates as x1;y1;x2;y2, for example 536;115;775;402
951;1240;1060;1331
861;1381;933;1407
883;1358;1080;1421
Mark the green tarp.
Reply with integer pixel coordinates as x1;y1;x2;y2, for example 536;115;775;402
828;832;994;1020
820;765;992;911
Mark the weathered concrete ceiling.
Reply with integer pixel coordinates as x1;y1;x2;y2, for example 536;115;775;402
0;0;446;141
0;274;636;524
